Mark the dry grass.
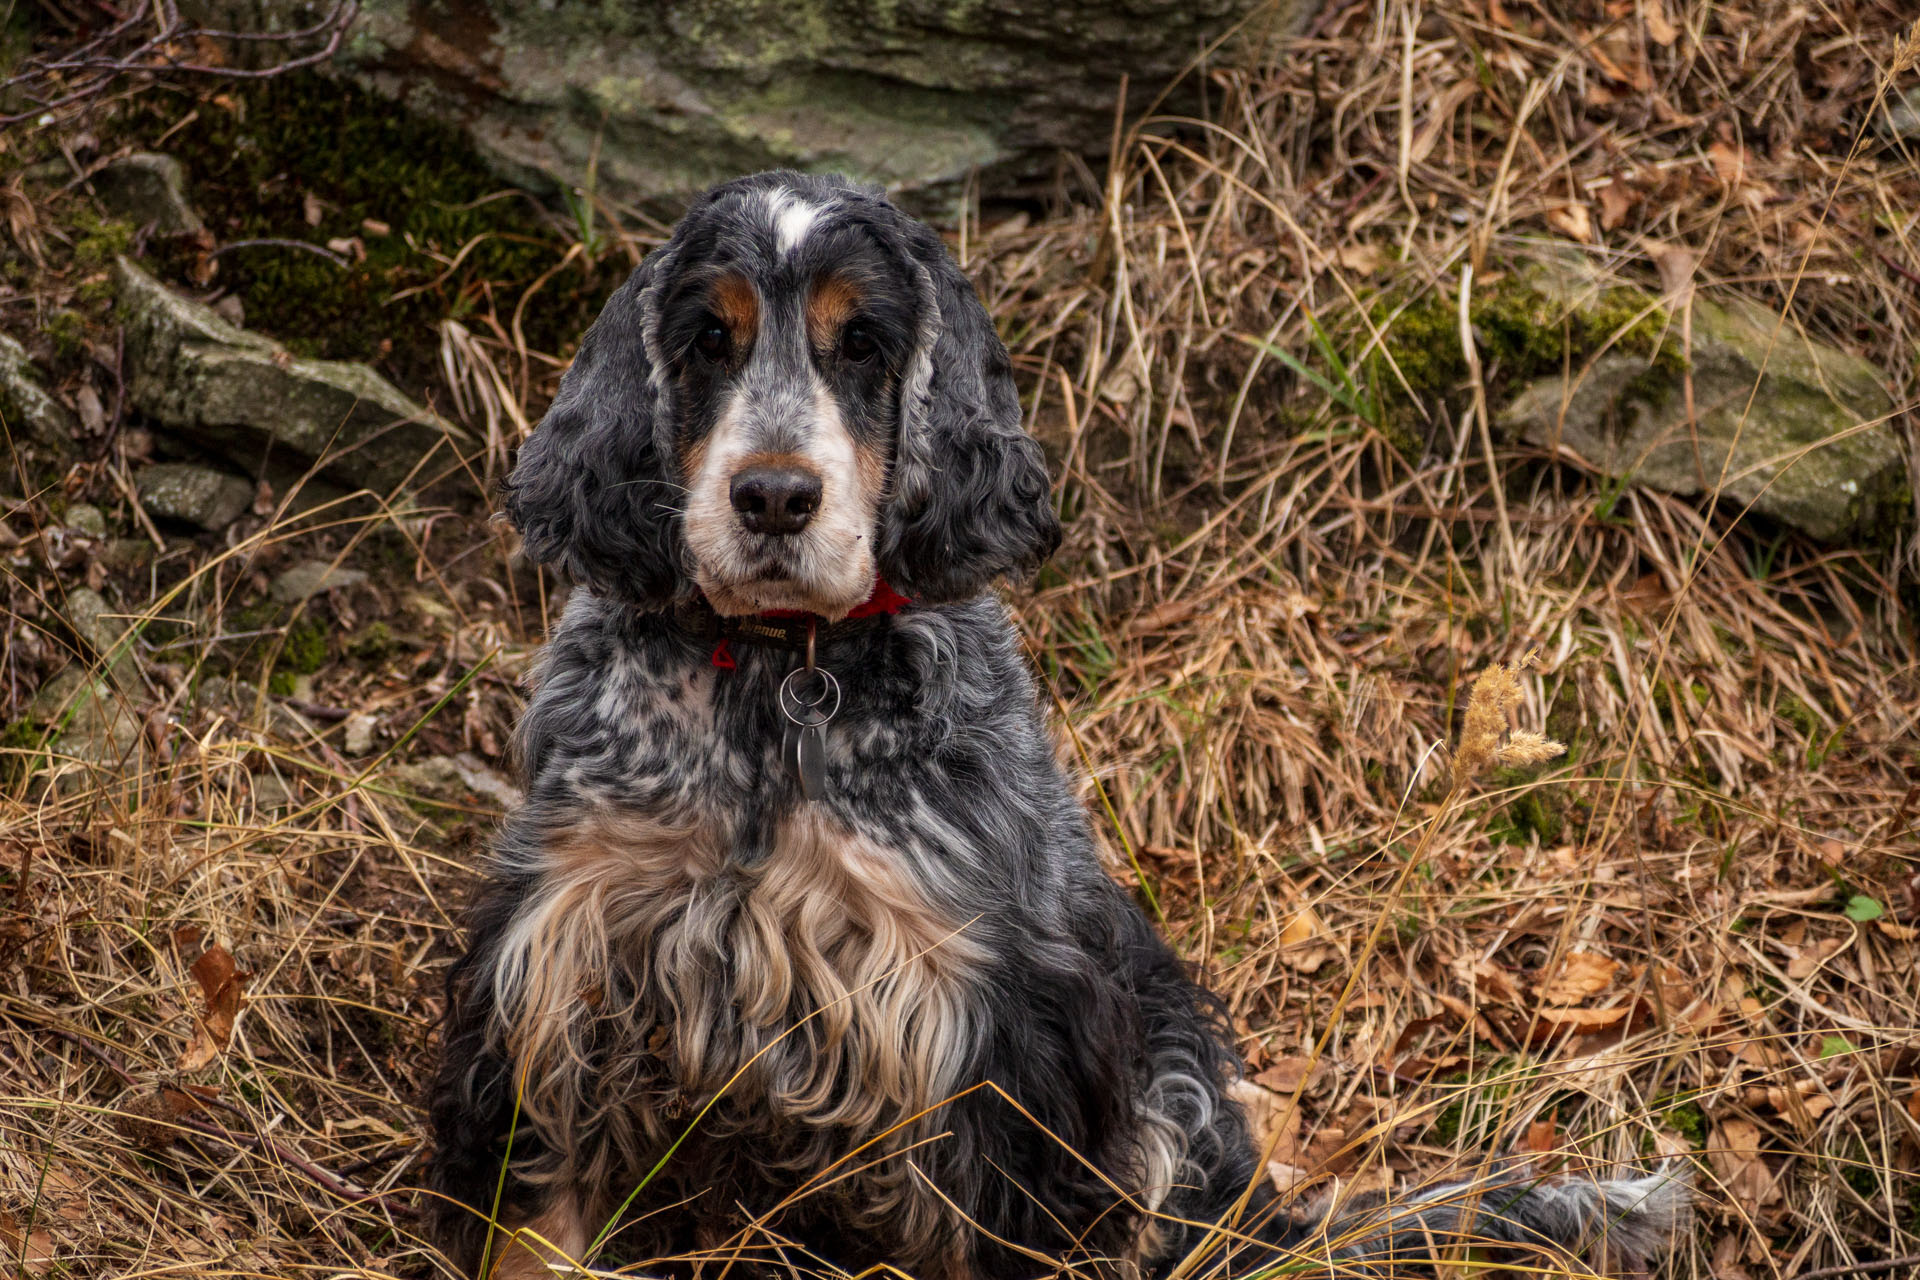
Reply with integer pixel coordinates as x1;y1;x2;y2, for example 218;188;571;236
2;0;1918;1276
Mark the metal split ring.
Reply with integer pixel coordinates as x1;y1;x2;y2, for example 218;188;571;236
778;666;841;727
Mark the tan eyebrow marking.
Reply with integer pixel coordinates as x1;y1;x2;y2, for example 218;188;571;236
710;272;760;350
805;273;864;351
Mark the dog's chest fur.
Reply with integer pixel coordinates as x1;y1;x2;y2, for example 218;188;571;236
486;646;984;1225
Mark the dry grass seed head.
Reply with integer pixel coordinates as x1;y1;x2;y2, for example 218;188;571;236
1451;648;1564;789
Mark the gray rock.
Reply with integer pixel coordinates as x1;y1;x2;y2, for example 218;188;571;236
114;258;467;495
64;503;106;537
194;0;1312;209
0;334;78;450
391;751;521;810
1501;293;1906;543
91;152;207;238
343;711;378;756
251;772;295;812
270;559;369;604
99;538;156;573
30;667;145;784
192;675;315;740
1881;89;1920;141
135;462;255;531
64;586;138;688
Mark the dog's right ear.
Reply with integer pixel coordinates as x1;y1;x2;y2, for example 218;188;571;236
502;249;690;607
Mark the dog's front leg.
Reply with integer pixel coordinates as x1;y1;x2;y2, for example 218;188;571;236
487;1188;590;1279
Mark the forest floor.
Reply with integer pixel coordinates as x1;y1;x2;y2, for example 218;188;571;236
2;1;1918;1277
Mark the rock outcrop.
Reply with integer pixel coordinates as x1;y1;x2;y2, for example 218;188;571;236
187;0;1314;207
91;153;208;239
0;334;78;450
1500;291;1906;543
135;462;255;532
115;258;466;494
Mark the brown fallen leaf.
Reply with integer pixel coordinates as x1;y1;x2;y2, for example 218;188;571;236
1588;30;1652;90
1225;1078;1302;1163
1711;1229;1755;1280
1470;958;1524;1005
1545;201;1594;243
1786;935;1848;980
1761;1087;1833;1136
1278;907;1334;973
1251;1056;1325;1095
1278;908;1319;947
113;1085;212;1150
178;944;249;1072
1644;0;1680;46
1708;138;1746;185
1709;1117;1782;1214
1597;181;1638;230
1521;1112;1560;1155
1336;242;1383;274
1267;1159;1313;1194
1707;137;1780;208
1128;597;1205;636
0;1211;55;1275
1537;950;1619;1005
1517;1002;1650;1047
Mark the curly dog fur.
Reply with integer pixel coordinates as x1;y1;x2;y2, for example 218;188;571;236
425;171;1685;1280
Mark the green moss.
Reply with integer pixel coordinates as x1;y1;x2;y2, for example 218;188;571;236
280;616;328;676
1370;292;1463;406
348;621;395;660
129;72;619;386
1777;692;1821;738
1369;277;1685;430
0;718;48;787
70;208;134;270
44;309;86;359
1653;1094;1708;1148
1473;281;1569;373
1427;1058;1534;1149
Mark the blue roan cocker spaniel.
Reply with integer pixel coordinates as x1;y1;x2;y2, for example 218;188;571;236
426;171;1685;1280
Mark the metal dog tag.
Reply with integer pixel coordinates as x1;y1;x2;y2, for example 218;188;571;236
779;667;840;802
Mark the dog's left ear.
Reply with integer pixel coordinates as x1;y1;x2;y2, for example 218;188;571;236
502;246;690;607
877;222;1061;604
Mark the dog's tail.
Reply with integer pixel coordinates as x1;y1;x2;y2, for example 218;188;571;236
1257;1160;1690;1276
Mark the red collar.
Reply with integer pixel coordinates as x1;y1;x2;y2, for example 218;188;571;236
765;577;911;622
706;578;910;669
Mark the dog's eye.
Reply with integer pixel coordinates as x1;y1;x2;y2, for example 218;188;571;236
840;322;878;363
694;320;730;361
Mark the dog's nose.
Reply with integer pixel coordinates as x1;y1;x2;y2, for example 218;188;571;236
730;466;822;536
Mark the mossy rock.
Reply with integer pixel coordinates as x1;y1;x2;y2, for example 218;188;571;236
0;334;77;450
1500;290;1905;544
127;71;616;378
190;0;1315;209
115;258;469;495
134;462;254;531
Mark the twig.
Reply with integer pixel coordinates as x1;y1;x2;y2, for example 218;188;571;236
1791;1257;1920;1280
0;2;359;124
21;1020;415;1219
278;696;352;722
177;1116;417;1218
211;238;351;268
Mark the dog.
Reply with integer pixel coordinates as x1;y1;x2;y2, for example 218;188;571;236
425;170;1686;1280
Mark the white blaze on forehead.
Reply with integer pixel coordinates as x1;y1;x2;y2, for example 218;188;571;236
765;188;822;256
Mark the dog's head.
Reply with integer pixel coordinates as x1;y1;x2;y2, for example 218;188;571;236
504;171;1060;618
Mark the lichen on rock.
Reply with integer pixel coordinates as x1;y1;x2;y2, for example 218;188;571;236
114;258;467;496
1500;292;1904;544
